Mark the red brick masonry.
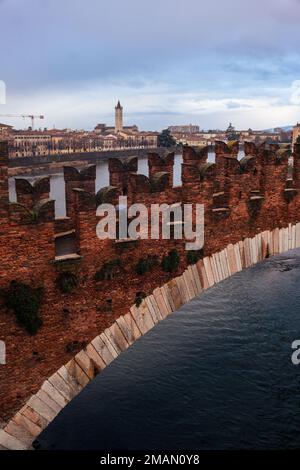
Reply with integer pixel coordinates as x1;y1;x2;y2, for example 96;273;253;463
0;140;299;427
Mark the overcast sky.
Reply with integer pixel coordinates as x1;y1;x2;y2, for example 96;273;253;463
1;0;300;130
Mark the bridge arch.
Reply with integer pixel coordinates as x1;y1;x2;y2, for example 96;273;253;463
1;222;300;450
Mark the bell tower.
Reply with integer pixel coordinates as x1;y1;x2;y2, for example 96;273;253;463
115;100;123;133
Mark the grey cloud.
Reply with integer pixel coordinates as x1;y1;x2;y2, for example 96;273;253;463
1;0;300;128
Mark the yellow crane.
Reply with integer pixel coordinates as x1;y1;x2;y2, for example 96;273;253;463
0;114;44;130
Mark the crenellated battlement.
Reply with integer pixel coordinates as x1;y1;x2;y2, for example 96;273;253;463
108;157;138;195
1;138;300;425
148;151;174;178
63;165;96;220
15;177;50;209
1;139;296;234
182;145;208;165
129;171;171;194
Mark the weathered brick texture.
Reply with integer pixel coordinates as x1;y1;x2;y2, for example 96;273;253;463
0;140;298;423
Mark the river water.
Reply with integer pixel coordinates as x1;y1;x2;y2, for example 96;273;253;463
35;249;300;450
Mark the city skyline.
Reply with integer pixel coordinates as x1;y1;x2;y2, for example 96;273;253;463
1;0;300;130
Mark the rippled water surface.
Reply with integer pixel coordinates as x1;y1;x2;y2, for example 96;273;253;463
37;250;300;450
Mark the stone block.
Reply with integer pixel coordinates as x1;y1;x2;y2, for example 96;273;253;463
85;343;106;371
123;312;142;339
160;284;175;313
98;333;119;359
26;395;56;423
295;223;300;247
74;349;95;380
145;295;162;323
106;322;130;352
116;315;136;345
41;380;68;408
182;270;195;299
152;288;170;318
12;412;42;438
4;420;33;447
0;429;27;450
203;257;215;286
65;358;90;388
196;259;209;289
91;335;116;365
166;279;183;309
130;304;153;334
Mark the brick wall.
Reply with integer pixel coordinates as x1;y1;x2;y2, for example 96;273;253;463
0;141;298;422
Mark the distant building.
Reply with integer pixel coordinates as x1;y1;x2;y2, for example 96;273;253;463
8;101;158;157
94;101;138;135
115;100;123;132
93;101;158;148
182;136;208;147
168;124;199;134
93;123;107;133
13;130;52;156
0;123;13;138
292;123;300;147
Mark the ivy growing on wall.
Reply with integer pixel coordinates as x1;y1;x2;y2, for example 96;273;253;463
56;271;79;293
161;249;180;273
135;255;158;275
94;259;121;281
135;291;147;307
186;249;203;265
4;281;43;335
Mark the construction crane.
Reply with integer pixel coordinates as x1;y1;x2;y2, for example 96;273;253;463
0;114;44;130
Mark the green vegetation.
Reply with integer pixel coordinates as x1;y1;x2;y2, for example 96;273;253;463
158;129;176;148
227;140;238;150
135;255;158;275
94;259;121;281
5;281;43;335
161;249;180;273
135;291;147;307
56;271;79;293
65;340;87;354
186;249;203;265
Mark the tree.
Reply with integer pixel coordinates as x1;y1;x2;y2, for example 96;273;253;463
225;123;239;142
158;129;176;148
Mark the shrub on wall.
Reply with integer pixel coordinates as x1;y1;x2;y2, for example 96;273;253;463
65;340;87;354
186;249;203;265
135;291;147;307
56;271;79;293
161;249;180;273
135;255;158;275
4;281;43;335
94;259;121;281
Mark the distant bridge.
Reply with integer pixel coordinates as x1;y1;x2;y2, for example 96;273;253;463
9;147;169;168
